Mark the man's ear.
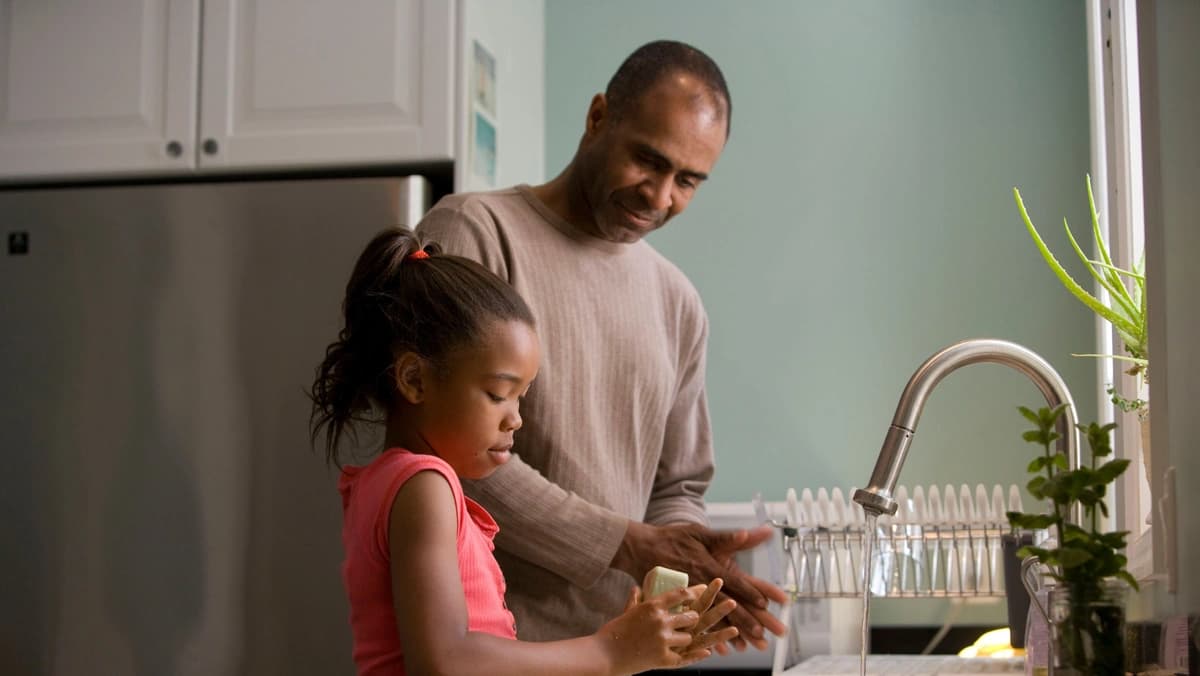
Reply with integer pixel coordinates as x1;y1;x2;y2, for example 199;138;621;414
584;93;608;137
393;352;426;404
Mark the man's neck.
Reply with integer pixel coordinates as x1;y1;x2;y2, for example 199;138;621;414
529;166;600;238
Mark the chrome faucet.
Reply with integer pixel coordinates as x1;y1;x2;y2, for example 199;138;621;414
852;338;1081;522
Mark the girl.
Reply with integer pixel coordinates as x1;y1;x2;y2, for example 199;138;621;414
310;227;737;675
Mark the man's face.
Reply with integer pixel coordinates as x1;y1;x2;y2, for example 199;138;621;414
576;74;727;243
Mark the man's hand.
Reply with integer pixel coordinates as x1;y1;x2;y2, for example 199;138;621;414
611;521;789;652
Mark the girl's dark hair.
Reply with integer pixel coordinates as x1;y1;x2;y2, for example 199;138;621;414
310;226;535;466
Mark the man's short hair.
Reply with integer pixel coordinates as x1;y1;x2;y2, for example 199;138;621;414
605;40;732;137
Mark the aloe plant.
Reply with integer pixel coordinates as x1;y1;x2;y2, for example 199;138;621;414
1013;176;1147;409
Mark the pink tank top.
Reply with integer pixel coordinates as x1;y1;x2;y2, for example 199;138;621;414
338;449;516;675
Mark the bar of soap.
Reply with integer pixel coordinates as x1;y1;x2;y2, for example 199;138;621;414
642;566;689;611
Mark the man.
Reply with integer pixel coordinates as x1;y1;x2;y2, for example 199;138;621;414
416;40;787;652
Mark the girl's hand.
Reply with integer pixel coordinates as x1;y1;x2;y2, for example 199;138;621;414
678;578;740;662
596;584;706;674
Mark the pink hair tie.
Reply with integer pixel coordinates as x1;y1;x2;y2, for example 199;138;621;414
407;249;430;261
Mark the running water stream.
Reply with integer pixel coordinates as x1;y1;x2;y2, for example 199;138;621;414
860;513;877;676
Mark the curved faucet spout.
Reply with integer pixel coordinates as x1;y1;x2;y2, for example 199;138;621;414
851;338;1081;523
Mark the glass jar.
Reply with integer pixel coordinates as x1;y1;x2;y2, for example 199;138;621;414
1047;580;1128;675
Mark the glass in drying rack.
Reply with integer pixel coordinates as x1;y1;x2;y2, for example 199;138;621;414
757;483;1044;598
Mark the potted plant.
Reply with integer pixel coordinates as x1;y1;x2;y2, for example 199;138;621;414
1006;404;1137;675
1012;177;1149;464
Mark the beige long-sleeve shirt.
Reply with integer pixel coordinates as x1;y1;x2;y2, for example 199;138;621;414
416;185;714;640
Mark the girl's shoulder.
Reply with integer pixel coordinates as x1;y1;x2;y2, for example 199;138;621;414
369;448;454;476
339;449;463;511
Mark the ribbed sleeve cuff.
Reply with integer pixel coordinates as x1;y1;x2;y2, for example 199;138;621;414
644;500;710;528
563;508;629;589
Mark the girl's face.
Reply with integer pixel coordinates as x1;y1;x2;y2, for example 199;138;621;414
417;319;540;480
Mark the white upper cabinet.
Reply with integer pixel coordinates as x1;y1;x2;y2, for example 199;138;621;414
197;0;453;171
0;0;201;179
0;0;454;180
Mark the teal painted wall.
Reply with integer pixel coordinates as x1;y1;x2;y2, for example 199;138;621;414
545;1;1098;625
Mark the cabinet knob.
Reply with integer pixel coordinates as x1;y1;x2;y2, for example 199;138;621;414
202;138;219;155
165;140;183;158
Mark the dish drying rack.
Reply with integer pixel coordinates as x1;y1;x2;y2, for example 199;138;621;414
755;484;1032;599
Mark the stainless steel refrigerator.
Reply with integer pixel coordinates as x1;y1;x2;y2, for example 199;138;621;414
1;176;432;675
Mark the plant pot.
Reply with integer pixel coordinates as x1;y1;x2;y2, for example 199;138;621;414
1047;580;1128;675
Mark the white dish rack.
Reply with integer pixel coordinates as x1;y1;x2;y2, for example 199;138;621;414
784;654;1025;674
756;483;1031;599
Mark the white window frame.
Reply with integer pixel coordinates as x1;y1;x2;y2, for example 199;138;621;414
1087;0;1157;581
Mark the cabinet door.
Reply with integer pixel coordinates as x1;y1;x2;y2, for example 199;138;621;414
0;0;200;180
198;0;454;171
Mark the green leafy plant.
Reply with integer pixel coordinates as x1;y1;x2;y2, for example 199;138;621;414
1013;177;1147;413
1007;404;1136;674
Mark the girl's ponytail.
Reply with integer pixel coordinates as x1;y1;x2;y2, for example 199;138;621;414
311;228;427;464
